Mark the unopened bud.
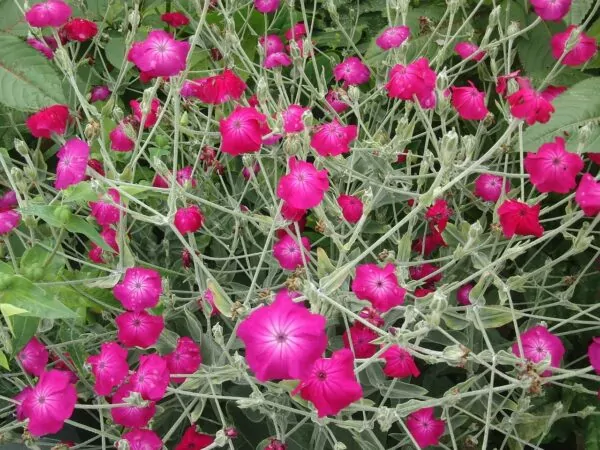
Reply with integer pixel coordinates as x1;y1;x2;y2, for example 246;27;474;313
84;120;100;140
14;139;29;157
507;21;520;36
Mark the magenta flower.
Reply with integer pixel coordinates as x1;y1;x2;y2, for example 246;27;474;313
183;69;246;104
27;38;55;59
406;407;445;448
474;174;511;202
285;22;307;41
530;0;571;21
0;210;21;235
21;370;76;436
575;174;600;216
111;383;156;428
0;190;17;211
90;188;121;226
282;104;309;133
376;26;410;50
382;345;420;378
127;30;190;78
113;267;162;312
87;342;129;396
456;284;474;306
174;205;204;234
259;35;285;56
25;0;72;27
219;106;268;155
337;194;363;224
551;26;597;66
292;349;363;417
161;11;190;28
512;325;565;375
131;354;170;401
451;83;489;120
588;337;600;374
413;229;447;256
14;387;31;421
498;200;544;238
281;202;307;222
352;263;406;312
62;18;98;42
116;311;164;348
175;426;215;450
26;104;69;138
264;52;292;68
254;0;280;13
454;41;485;61
242;162;260;180
386;58;437;109
17;337;48;376
55;138;90;190
342;323;378;358
507;86;555;125
131;98;160;129
589;153;600;165
273;234;311;271
176;166;197;187
325;89;349;113
334;56;370;86
409;263;442;284
237;290;328;381
90;85;111;103
425;198;451;230
122;429;163;450
109;122;135;152
165;337;202;383
310;119;358;157
524;137;583;193
541;85;567;101
277;157;329;209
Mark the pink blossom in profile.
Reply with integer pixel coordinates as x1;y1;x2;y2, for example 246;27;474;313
111;383;156;428
351;263;406;312
325;89;349;113
454;42;485;61
259;35;285;56
90;188;121;226
507;86;555;125
588;337;600;374
382;345;420;378
131;98;160;129
175;426;214;450
412;229;447;256
189;69;247;104
425;199;452;232
165;337;202;382
27;38;54;59
281;202;307;222
88;227;119;264
200;289;219;316
109;122;135;152
474;174;511;202
242;162;260;180
406;407;445;448
376;26;410;50
87;342;129;396
264;52;292;69
127;30;190;78
273;234;311;270
498;200;544;238
62;18;97;42
21;370;76;436
524;137;583;193
277;157;329;209
337;194;363;223
0;210;21;235
512;325;565;375
311;119;358;157
237;290;328;381
254;0;280;13
176;166;197;187
90;85;111;103
160;12;190;28
113;267;162;312
292;349;363;417
116;311;164;348
343;323;378;358
541;85;566;102
551;26;597;66
409;263;442;284
334;57;370;86
25;0;72;27
14;387;32;421
589;153;600;165
576;174;600;216
414;287;435;298
26;104;69;138
0;190;17;211
530;0;572;21
174;205;204;234
131;354;170;401
282;104;309;133
451;82;489;120
122;429;163;450
456;284;473;306
496;70;523;96
55;138;90;190
17;337;48;376
386;58;437;109
220;106;268;155
285;22;307;40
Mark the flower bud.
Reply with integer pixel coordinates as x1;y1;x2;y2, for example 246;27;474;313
488;6;501;27
578;123;594;145
112;106;124;123
507;21;520;36
128;8;140;28
212;322;224;346
14;139;29;157
84;120;100;140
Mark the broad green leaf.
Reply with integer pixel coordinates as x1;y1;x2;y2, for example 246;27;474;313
62;182;99;204
207;280;233;318
0;0;28;36
105;33;127;69
21;244;67;279
477;306;521;328
516;14;561;81
379;380;428;399
585;416;600;450
9;315;39;353
567;0;593;25
0;34;67;111
316;248;335;278
0;350;7;369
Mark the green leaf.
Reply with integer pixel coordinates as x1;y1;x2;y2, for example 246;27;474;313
207;280;233;318
0;350;8;369
104;33;127;69
0;34;67;111
477;306;521;328
62;182;99;204
316;248;335;278
567;0;593;25
9;315;39;353
585;416;600;450
516;14;561;81
379;380;429;399
0;0;28;36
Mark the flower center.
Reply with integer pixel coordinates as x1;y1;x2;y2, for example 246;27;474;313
275;332;288;343
133;319;141;327
37;395;46;405
317;370;327;380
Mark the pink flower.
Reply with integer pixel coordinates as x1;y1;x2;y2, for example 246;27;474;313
185;69;246;104
337;194;363;223
334;56;370;86
498;199;544;238
90;85;111;103
325;89;349;113
273;234;311;271
474;174;511;202
0;210;21;235
26;104;69;138
382;345;420;378
277;157;329;209
589;153;600;165
254;0;280;13
263;439;287;450
409;264;442;284
425;199;452;232
524;137;583;193
62;18;97;42
113;267;162;312
260;35;285;56
285;23;307;41
55;138;90;190
131;98;160;129
87;342;129;396
122;429;163;450
237;290;328;381
89;227;119;263
507;86;555;125
282;104;308;133
496;70;524;96
242;162;260;180
343;323;378;358
200;289;219;316
376;26;410;50
292;349;362;417
454;41;485;61
131;354;170;401
219;106;268;155
109;122;135;152
116;311;164;348
90;188;121;226
165;337;202;383
161;12;190;27
451;82;489;120
21;370;76;436
530;0;572;21
174;205;204;234
27;38;54;59
551;26;597;66
17;337;48;376
311;119;358;157
175;426;214;450
25;0;72;27
14;387;31;421
351;263;406;312
386;58;437;108
576;173;600;216
456;284;473;306
281;202;307;221
128;30;190;78
0;190;17;211
512;325;565;375
264;52;292;69
407;407;445;448
412;229;446;256
111;383;156;428
541;85;567;101
176;166;197;187
588;337;600;374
